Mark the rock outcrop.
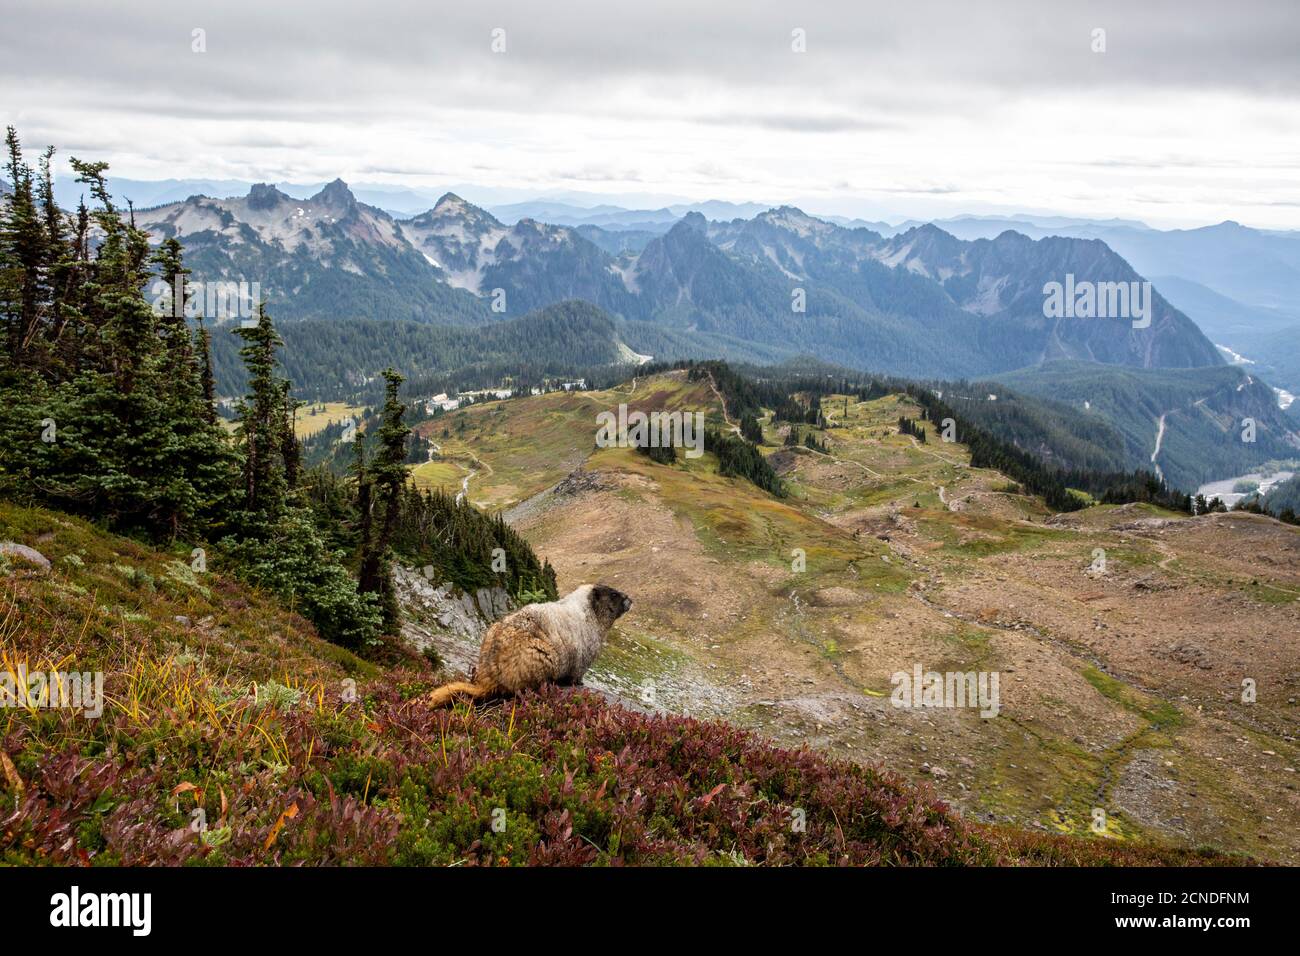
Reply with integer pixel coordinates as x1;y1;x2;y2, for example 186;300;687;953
392;564;515;673
0;542;50;572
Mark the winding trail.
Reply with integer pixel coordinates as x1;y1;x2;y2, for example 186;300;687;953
804;444;890;481
704;371;742;435
455;470;477;505
906;434;965;467
447;448;493;505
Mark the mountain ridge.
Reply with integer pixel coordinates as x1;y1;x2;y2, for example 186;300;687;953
993;360;1300;489
128;181;1228;383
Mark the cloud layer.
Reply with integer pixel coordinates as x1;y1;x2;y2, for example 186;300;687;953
3;0;1298;226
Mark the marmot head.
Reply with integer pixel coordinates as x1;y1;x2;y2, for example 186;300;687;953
588;584;632;628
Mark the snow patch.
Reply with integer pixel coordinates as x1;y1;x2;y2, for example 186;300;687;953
616;341;653;365
1215;343;1256;365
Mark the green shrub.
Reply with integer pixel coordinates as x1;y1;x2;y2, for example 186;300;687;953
222;508;382;648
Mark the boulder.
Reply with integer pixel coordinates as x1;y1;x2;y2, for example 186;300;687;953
0;542;50;572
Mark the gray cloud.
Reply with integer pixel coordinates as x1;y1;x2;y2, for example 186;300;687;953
6;1;1299;120
2;0;1298;228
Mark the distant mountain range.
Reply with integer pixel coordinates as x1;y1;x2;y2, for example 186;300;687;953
57;175;768;224
926;217;1300;313
98;174;1300;388
129;180;1226;381
115;176;1300;487
131;180;489;325
897;215;1300;396
489;198;770;231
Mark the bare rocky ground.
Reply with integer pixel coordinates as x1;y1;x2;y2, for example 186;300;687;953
407;376;1300;862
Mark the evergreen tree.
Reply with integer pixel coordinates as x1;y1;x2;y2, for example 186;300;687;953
0;129;386;646
194;318;217;423
1;127;51;366
739;412;764;443
351;430;374;569
708;428;785;497
224;304;381;647
386;484;558;602
149;238;191;371
280;379;302;490
636;439;676;464
358;368;410;633
233;303;289;525
0;140;233;535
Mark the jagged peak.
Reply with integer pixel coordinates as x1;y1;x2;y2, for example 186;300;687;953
511;216;569;239
424;191;502;226
760;204;814;220
754;204;835;238
246;182;290;210
311;178;355;206
908;221;958;240
433;191;468;211
677;210;709;232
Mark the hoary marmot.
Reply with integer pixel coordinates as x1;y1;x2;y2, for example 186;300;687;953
427;584;631;707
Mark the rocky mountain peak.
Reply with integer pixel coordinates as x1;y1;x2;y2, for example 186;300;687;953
422;192;502;229
677;210;709;232
988;228;1034;247
432;192;468;212
246;182;289;210
755;205;832;239
312;178;356;207
909;222;959;242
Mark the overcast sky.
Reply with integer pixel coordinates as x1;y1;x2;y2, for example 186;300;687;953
3;0;1299;227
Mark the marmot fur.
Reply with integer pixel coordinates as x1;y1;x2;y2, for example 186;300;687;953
427;584;631;707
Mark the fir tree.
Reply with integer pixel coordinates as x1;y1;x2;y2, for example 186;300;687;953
2;127;51;366
280;379;302;490
233;303;289;525
358;367;410;632
194;318;218;423
739;412;764;443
